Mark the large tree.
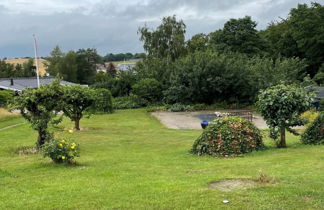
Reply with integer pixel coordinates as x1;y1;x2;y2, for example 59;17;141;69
262;3;324;78
59;51;78;82
46;45;64;77
186;33;208;53
138;15;186;62
76;48;101;84
209;16;267;55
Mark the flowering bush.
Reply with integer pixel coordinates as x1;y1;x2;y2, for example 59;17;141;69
43;138;80;163
192;116;264;157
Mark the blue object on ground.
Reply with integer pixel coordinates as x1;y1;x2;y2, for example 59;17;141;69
201;120;209;129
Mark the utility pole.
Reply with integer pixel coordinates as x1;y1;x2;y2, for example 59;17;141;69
33;34;40;88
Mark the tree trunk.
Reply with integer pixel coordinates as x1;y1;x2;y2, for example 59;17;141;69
277;128;287;148
37;129;47;148
75;118;80;130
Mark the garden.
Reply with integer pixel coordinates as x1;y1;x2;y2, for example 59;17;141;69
0;3;323;209
0;81;324;209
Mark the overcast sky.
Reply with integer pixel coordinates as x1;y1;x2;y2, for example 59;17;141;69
0;0;319;58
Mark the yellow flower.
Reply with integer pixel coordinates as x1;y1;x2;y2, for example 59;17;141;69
62;156;66;160
68;129;74;133
71;143;76;149
59;143;63;147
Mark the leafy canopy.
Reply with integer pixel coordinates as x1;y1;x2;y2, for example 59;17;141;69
256;84;314;147
10;80;64;147
62;85;96;130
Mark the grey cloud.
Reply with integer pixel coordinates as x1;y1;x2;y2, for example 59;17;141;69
0;0;317;58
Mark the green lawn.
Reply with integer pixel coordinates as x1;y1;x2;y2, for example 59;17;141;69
1;109;324;209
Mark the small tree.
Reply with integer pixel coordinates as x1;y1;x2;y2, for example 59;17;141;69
256;84;314;148
11;81;63;148
62;85;95;130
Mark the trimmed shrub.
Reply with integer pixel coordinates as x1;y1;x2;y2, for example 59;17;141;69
113;94;148;109
132;78;163;102
192;116;264;156
93;88;113;113
43;138;80;163
0;90;13;107
301;112;324;145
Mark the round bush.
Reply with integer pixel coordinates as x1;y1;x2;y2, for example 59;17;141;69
192;116;264;156
43;138;80;163
301;112;324;145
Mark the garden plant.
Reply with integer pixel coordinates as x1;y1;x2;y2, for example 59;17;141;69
256;84;314;148
192;116;264;156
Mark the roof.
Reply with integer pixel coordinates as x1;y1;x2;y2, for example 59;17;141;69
0;77;75;91
305;86;324;100
117;63;136;71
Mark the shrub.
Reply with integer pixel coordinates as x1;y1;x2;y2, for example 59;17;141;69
132;78;163;102
43;138;80;163
320;98;324;111
93;88;113;113
191;104;208;110
301;112;324;145
167;103;193;112
299;110;320;127
113;94;148;109
0;90;13;107
192;116;264;156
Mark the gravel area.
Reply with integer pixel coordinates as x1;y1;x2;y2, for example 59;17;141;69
151;110;303;130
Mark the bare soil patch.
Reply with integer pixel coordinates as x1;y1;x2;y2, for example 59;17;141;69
209;178;258;191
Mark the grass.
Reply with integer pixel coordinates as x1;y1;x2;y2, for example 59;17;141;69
0;109;324;209
0;108;24;129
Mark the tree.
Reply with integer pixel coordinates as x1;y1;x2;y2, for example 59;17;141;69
62;85;96;130
10;81;64;148
75;48;101;84
262;3;324;78
46;45;64;76
186;33;208;53
106;62;116;78
138;15;186;62
21;58;36;77
209;16;267;55
256;84;314;148
59;51;78;82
